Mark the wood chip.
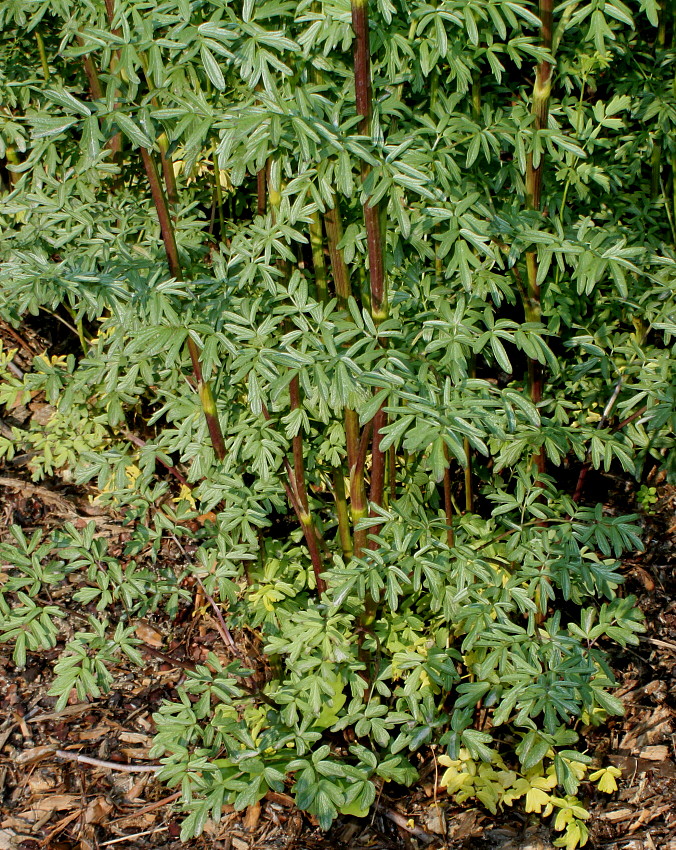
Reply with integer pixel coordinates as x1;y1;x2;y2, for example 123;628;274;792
15;745;55;765
599;808;634;822
243;802;261;832
639;745;670;760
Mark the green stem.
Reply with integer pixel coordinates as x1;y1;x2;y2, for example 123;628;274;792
471;69;481;122
309;211;328;303
213;150;226;239
36;32;49;81
333;470;353;560
443;446;455;548
290;375;326;595
350;417;373;559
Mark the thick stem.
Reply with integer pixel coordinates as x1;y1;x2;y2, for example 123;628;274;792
368;407;387;538
36;32;49;81
309;210;328;303
324;202;352;305
351;0;387;323
140;149;226;460
311;205;353;559
333;470;353;560
350;419;373;558
188;338;227;461
140;148;181;279
158;133;179;209
443;455;455;549
524;0;553;476
262;403;326;594
82;55;103;100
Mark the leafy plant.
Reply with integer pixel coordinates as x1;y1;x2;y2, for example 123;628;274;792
0;0;673;840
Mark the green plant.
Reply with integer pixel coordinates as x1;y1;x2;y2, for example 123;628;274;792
0;0;674;840
636;484;659;512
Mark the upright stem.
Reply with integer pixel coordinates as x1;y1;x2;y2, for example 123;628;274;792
333;470;353;560
309;211;328;303
351;0;387;324
524;0;554;475
442;447;455;549
266;176;326;595
368;406;387;524
36;32;49;81
158;133;179;209
311;205;353;558
140;148;226;461
324;202;352;305
257;169;266;215
290;375;326;594
141;149;181;279
351;0;388;629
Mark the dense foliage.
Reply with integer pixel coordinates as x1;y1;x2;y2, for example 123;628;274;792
1;0;674;844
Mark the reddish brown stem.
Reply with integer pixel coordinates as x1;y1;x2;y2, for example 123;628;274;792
324;203;352;305
187;337;227;461
140;148;181;279
123;430;189;487
257;169;267;215
368;407;387;537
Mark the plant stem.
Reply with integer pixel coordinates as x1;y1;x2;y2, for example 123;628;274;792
351;0;386;324
524;0;554;475
36;32;49;81
368;406;387;535
351;0;388;629
139;147;226;461
310;204;353;558
140;148;181;279
333;470;353;560
267;177;326;595
309;210;328;303
350;418;373;558
443;447;455;548
257;169;266;215
324;201;352;305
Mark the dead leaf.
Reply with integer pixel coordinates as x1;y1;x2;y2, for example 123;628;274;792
29;402;55;426
134;622;163;648
84;796;113;825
